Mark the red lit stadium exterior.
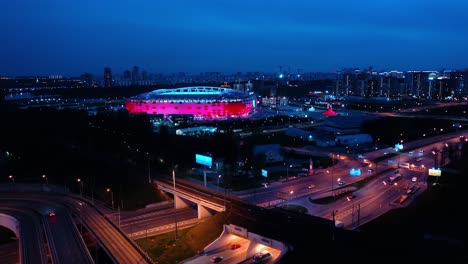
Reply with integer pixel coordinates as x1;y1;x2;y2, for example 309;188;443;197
125;86;256;120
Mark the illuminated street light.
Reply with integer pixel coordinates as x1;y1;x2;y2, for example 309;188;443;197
42;174;48;184
8;175;14;184
77;178;83;196
217;174;222;192
106;188;114;209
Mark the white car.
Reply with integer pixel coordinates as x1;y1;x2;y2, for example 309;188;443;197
412;177;417;182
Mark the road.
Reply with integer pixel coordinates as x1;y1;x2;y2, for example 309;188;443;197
232;130;466;229
0;190;154;264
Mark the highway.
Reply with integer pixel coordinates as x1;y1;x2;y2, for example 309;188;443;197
243;131;466;229
0;190;154;264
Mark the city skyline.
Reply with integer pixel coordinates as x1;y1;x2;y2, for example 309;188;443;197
2;0;468;76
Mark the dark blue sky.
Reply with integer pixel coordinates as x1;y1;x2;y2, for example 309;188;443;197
2;0;468;76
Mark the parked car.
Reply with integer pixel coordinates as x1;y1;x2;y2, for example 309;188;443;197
307;184;316;189
412;176;418;182
338;181;346;186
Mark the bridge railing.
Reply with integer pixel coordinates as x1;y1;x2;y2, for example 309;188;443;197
72;194;155;264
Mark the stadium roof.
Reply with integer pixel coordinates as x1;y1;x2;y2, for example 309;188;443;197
128;86;254;101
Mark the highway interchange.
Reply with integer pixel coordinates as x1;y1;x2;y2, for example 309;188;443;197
239;131;465;229
0;127;464;263
0;189;154;264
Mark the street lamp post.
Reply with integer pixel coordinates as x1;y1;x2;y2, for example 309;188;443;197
42;174;48;184
77;178;83;196
432;150;438;168
8;175;14;184
217;174;222;193
172;164;179;240
147;153;151;184
106;188;114;209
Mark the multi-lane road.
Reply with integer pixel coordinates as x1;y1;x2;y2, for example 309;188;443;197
0;189;154;264
234;130;466;229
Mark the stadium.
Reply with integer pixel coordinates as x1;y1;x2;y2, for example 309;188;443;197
125;86;256;120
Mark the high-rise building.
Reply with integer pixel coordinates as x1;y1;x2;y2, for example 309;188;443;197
123;70;131;80
335;68;360;96
434;76;455;100
405;71;437;98
104;67;112;87
132;66;140;84
449;70;466;96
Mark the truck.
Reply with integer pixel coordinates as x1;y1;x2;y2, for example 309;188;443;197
388;174;402;184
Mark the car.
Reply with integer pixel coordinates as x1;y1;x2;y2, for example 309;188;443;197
48;211;56;217
211;256;223;263
419;150;424;153
409;151;414;154
346;195;355;201
307;184;316;189
253;250;272;264
412;177;418;182
338;181;346;186
231;243;241;250
402;183;409;190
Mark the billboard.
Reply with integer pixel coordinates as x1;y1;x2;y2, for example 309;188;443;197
261;169;268;178
350;168;362;176
428;168;442;176
195;154;212;167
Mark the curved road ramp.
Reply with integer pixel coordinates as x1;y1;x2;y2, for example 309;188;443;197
0;184;154;264
183;224;287;264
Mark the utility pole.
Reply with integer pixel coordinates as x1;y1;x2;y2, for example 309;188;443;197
357;203;361;232
173;164;179;240
331;210;337;241
118;206;121;228
147;153;151;184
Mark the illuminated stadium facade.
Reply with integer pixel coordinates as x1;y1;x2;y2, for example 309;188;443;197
125;86;256;120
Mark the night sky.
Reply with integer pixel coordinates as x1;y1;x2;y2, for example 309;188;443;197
2;0;468;76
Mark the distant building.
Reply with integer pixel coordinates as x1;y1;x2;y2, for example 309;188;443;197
336;134;373;146
132;66;140;84
319;116;374;134
253;144;283;163
175;126;217;136
104;67;112;87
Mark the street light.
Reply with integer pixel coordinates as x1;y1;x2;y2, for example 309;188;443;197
42;174;48;184
8;175;14;184
172;164;179;240
147;152;151;184
77;178;83;196
327;170;334;199
217;174;222;192
431;150;438;168
106;188;114;209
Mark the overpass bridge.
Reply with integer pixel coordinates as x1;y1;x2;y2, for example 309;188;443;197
155;179;226;219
